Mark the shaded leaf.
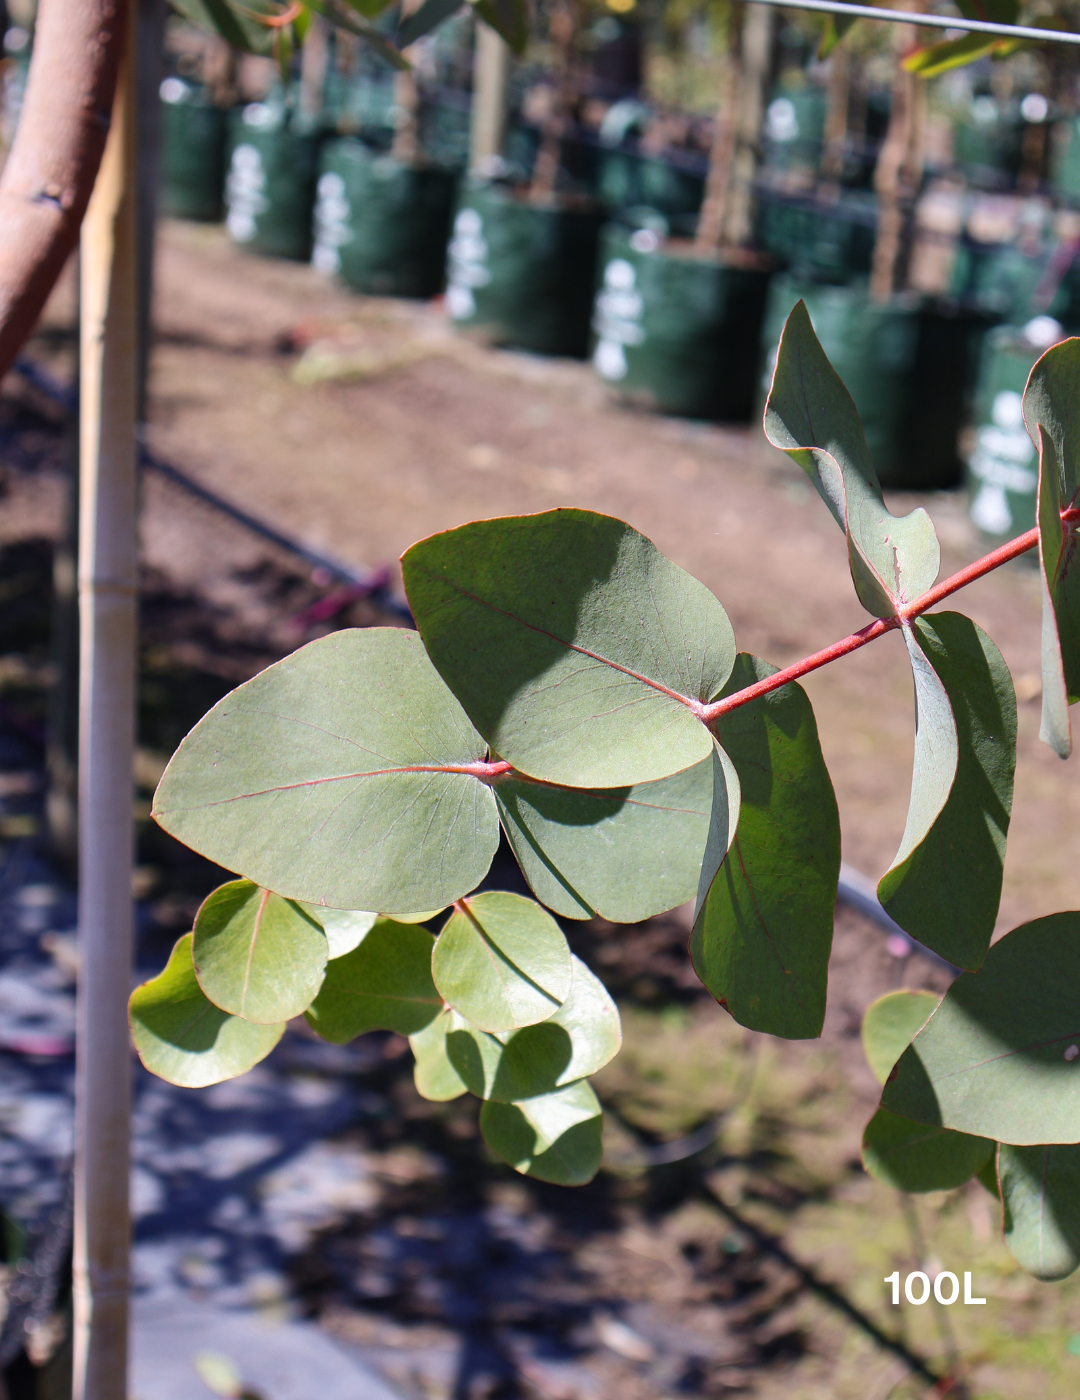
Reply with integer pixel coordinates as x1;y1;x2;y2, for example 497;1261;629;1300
305;0;411;70
956;0;1018;23
305;919;440;1043
764;301;940;619
397;0;462;46
862;1108;993;1193
818;13;855;59
882;913;1080;1144
297;904;377;960
446;956;621;1101
402;510;736;788
129;934;284;1088
978;1154;1001;1199
432;892;573;1033
480;1081;603;1185
410;1008;468;1102
878;613;1016;970
495;751;728;922
1023;340;1080;757
472;0;528;53
153;628;500;915
1000;1143;1080;1281
169;0;277;55
862;989;940;1086
193;880;327;1024
690;655;839;1040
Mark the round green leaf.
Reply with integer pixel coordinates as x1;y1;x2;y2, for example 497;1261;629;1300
403;509;737;788
129;934;284;1088
882;913;1080;1144
861;1108;993;1193
297;904;377;960
861;989;940;1086
495;753;723;922
446;955;621;1101
193;880;328;1024
409;1008;468;1102
152;628;500;915
432;892;573;1033
480;1080;603;1185
304;919;441;1043
1001;1143;1080;1281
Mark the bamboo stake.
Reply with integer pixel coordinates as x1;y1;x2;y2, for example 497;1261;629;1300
72;14;137;1400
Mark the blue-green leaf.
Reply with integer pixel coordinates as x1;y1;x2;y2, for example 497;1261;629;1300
480;1081;604;1185
1000;1143;1080;1281
304;919;441;1043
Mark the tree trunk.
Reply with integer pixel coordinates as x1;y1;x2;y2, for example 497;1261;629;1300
720;0;773;249
819;41;850;198
870;18;921;302
694;54;739;254
529;0;580;201
470;19;511;174
72;17;137;1400
391;0;424;165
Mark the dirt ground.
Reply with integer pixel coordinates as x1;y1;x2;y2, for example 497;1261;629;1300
4;220;1080;1398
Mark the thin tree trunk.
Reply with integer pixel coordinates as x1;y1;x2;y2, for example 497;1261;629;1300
299;12;330;129
694;54;739;253
72;17;137;1400
819;41;850;198
720;0;773;248
529;0;580;201
870;17;919;302
391;0;423;164
470;20;511;174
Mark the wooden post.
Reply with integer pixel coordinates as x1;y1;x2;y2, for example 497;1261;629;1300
72;11;137;1399
470;19;511;173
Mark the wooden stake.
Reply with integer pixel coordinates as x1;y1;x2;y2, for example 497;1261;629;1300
72;13;137;1399
470;20;511;174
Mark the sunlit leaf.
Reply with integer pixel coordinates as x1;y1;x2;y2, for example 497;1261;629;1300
882;913;1080;1144
403;510;736;788
297;904;377;960
193;880;327;1023
878;613;1016;970
764;301;940;619
862;1108;993;1192
691;655;839;1040
129;934;284;1088
305;919;441;1043
480;1080;604;1185
446;956;621;1101
904;34;998;77
431;892;573;1033
495;753;726;922
153;628;500;916
1000;1143;1080;1281
410;1008;468;1102
862;989;940;1086
1023;340;1080;757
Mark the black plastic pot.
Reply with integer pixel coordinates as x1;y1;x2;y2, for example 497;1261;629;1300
965;321;1064;543
313;140;457;297
446;184;605;358
759;276;989;489
225;104;320;261
159;78;228;223
594;150;704;219
591;225;773;421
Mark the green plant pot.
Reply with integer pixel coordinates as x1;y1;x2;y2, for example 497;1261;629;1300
159;79;228;223
953;99;1022;190
965;322;1062;543
313;141;457;297
759;276;989;490
755;190;876;283
595;150;704;219
591;226;773;422
225;105;320;261
446;184;605;358
762;87;827;179
1052;116;1080;205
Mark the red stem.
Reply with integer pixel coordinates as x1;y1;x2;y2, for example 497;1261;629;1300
702;513;1080;724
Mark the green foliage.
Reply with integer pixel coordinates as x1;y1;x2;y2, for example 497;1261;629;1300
138;303;1080;1277
861;1109;993;1193
304;919;440;1042
129;935;284;1088
479;1081;604;1185
192;880;327;1023
861;989;939;1086
878;613;1016;970
403;509;737;788
1000;1144;1080;1281
691;654;839;1039
431;892;573;1033
882;914;1080;1145
1024;340;1080;758
153;628;500;916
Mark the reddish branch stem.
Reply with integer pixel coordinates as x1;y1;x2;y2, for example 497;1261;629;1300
0;0;128;380
702;511;1080;724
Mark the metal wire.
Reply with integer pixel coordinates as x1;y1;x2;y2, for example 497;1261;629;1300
747;0;1080;48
